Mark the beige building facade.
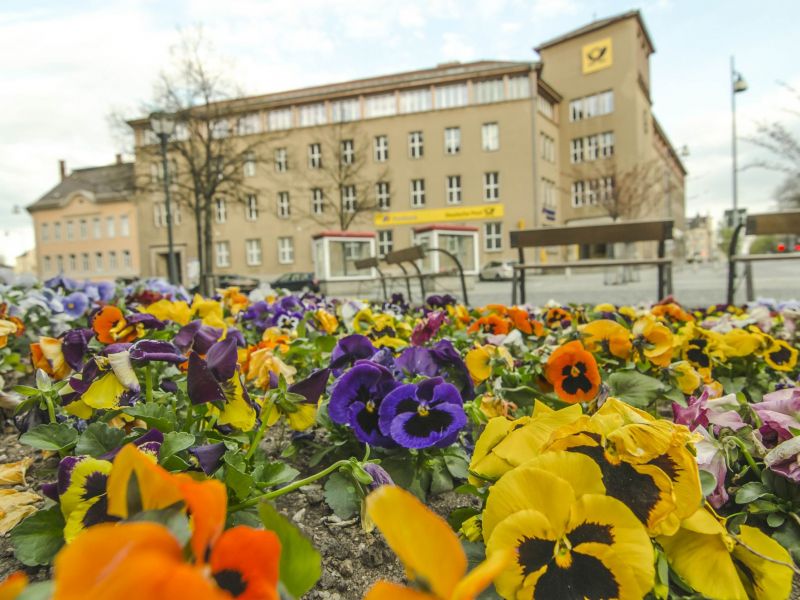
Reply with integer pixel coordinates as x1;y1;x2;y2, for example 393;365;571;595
27;159;142;282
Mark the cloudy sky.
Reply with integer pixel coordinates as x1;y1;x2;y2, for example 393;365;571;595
1;0;797;265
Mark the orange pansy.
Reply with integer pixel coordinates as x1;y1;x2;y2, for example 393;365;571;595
92;306;138;344
544;340;601;403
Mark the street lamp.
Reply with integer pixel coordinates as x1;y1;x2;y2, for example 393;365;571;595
149;111;180;285
730;57;748;222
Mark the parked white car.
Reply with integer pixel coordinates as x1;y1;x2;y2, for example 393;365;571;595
479;260;516;281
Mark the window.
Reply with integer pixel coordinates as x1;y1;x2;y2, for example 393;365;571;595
364;93;396;118
378;230;393;257
376;182;391;210
274;148;288;172
446;175;462;205
43;256;51;272
585;134;599;161
215;198;227;223
154;203;167;227
444;127;461;155
245;195;258;221
374;135;389;162
409;131;423;159
571;181;586;207
599;132;615;158
237;113;261;136
308;143;322;169
299;103;326;127
537;95;555;120
56;255;64;272
66;220;74;240
507;76;531;99
95;252;103;272
341;185;357;213
123;250;131;268
119;215;129;237
216;242;231;267
80;253;88;272
93;217;101;239
341;139;355;165
211;120;230;139
483;172;500;202
68;254;76;271
399;89;432;113
484;222;502;251
53;222;61;240
599;176;614;203
277;192;291;218
40;223;49;242
541;178;557;209
268;109;292;131
243;152;256;177
569;90;614;122
246;239;262;266
331;99;360;122
278;237;294;264
474;79;504;104
410;179;426;207
311;188;324;215
435;83;468;109
570;138;583;164
569;99;583;122
482;122;499;151
79;219;88;240
541;133;555;162
109;251;117;270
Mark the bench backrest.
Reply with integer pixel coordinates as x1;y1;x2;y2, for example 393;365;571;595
510;219;673;249
745;211;800;236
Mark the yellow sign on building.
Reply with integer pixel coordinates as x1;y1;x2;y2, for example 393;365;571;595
582;37;613;74
374;204;505;227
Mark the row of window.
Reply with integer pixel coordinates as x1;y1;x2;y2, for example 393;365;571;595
215;238;294;267
570;132;615;163
571;177;615;207
141;77;530;144
39;215;130;243
569;90;614;122
42;250;133;273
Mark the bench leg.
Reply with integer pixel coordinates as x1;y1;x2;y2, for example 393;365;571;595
657;263;665;300
511;269;518;305
745;263;754;302
726;260;736;305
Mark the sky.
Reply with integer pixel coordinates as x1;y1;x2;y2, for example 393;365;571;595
1;0;798;265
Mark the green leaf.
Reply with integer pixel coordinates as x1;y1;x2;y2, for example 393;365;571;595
159;431;196;462
20;423;78;452
767;513;787;528
447;506;480;531
224;461;255;501
259;502;322;598
123;403;176;432
443;452;470;481
17;581;54;600
323;472;359;519
12;385;40;397
608;370;663;408
10;507;66;566
128;507;191;546
735;482;771;504
256;462;300;488
699;469;717;497
75;422;126;457
431;463;454;495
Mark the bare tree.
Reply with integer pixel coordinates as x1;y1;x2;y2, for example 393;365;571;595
299;122;389;231
775;174;800;210
581;158;665;222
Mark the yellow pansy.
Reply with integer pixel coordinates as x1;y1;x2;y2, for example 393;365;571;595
580;319;632;359
632;315;673;367
141;299;192;326
190;294;226;328
721;328;762;358
465;344;514;384
315;309;339;334
669;361;702;395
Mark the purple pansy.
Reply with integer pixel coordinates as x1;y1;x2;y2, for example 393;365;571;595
129;339;185;364
410;311;447;346
430;340;475;400
378;377;466;449
672;389;745;434
100;428;164;461
187;337;239;405
395;346;439;378
753;387;800;445
61;328;94;371
189;442;226;475
174;320;224;354
363;463;395;491
426;294;457;309
330;334;377;372
288;368;331;404
694;426;729;508
765;436;800;483
328;361;399;446
63;292;89;319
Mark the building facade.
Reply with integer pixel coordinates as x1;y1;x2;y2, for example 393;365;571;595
27;159;142;282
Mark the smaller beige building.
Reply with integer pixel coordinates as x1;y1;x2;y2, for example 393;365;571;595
14;250;37;275
685;214;716;262
27;158;141;282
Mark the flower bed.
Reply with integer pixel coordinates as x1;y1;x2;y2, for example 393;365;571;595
0;277;799;599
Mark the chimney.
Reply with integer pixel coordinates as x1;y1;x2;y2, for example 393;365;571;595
115;153;122;165
59;160;66;181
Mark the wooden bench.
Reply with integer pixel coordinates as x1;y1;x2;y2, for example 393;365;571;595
727;210;800;304
510;219;674;304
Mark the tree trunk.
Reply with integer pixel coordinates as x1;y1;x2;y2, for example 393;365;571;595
194;195;204;291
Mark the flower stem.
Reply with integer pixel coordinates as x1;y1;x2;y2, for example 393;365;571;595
43;393;57;424
728;437;762;477
245;396;276;461
145;364;153;404
229;459;350;512
729;532;800;575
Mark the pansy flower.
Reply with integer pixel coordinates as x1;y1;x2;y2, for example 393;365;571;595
174;319;225;355
631;315;673;367
410;310;447;346
0;303;25;349
378;377;466;449
190;293;227;328
364;485;512;600
753;386;800;444
467;313;511;336
264;368;330;431
61;328;94;371
544;306;572;329
0;572;27;599
187;337;257;430
544;340;600;404
245;345;296;391
762;336;798;372
580;319;632;359
483;451;654;600
219;286;250;315
140;298;192;325
314;309;339;334
30;336;71;379
721;327;762;358
62;291;89;319
329;334;377;373
465;344;513;385
668;360;702;394
92;305;163;344
327;361;399;446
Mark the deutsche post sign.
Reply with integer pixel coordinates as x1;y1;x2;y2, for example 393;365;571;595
374;204;505;227
581;37;613;74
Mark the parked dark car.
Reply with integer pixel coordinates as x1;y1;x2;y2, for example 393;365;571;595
271;272;320;293
217;274;261;293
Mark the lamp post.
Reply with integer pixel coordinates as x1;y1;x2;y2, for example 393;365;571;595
149;112;179;285
730;56;748;221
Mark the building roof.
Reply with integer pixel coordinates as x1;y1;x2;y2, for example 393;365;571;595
127;60;537;126
534;10;655;54
27;162;135;212
653;116;688;176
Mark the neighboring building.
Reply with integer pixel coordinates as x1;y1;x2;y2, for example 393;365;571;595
685;214;716;262
14;249;37;275
26;158;141;282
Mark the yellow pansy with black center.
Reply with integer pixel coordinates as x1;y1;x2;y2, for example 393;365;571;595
762;336;798;372
483;451;654;600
